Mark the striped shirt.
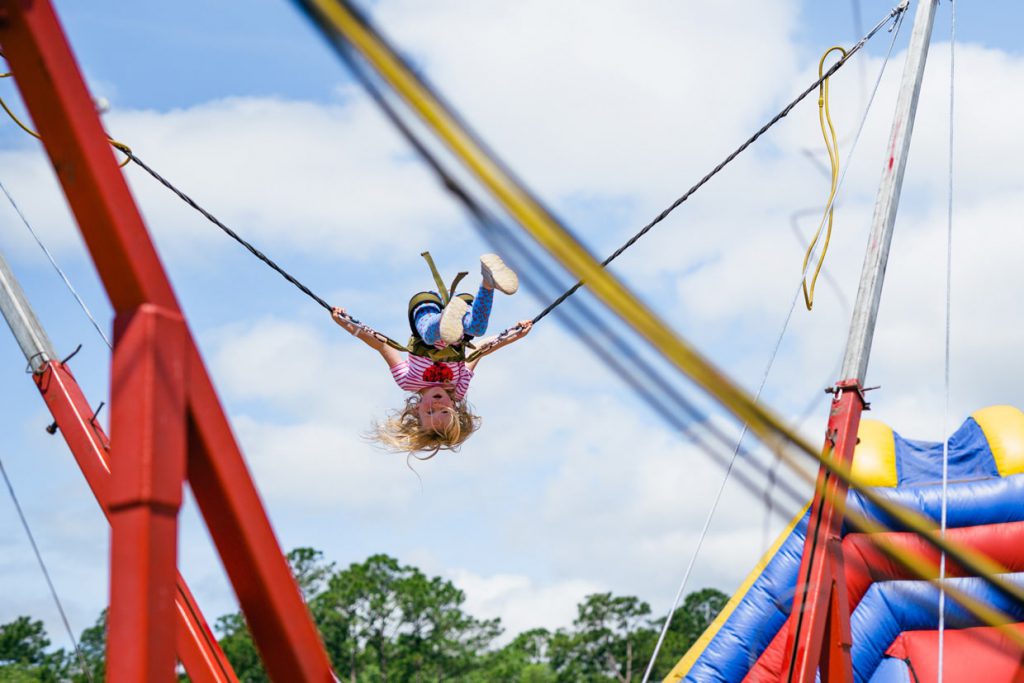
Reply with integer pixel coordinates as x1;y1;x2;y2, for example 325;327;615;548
390;354;474;400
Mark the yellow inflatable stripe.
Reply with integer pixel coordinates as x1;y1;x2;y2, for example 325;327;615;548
972;405;1024;477
850;419;897;488
664;505;809;682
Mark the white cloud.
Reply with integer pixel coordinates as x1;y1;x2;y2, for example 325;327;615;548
449;569;602;642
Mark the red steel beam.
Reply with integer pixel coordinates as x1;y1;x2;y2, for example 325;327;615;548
106;305;188;681
0;1;334;680
34;358;238;683
780;382;864;683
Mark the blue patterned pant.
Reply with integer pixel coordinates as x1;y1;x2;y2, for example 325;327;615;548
412;285;494;345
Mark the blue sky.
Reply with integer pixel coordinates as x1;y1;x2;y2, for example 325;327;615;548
2;0;1024;665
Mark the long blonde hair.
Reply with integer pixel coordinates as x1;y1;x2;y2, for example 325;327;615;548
370;390;481;457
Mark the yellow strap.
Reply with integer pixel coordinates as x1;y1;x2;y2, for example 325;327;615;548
802;46;847;311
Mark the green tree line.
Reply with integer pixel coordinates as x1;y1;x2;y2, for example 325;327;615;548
0;549;725;682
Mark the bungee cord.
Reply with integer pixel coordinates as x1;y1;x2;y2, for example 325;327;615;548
529;2;908;326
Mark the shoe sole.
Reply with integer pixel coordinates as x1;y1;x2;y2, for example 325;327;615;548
481;254;519;294
439;297;469;344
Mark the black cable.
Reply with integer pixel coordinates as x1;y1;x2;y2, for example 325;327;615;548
123;150;333;313
115;0;909;520
529;2;905;323
119;73;812;519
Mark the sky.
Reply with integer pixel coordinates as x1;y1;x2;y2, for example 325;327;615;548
1;0;1024;666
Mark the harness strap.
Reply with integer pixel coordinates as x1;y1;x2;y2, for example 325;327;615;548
448;271;468;299
420;251;451;304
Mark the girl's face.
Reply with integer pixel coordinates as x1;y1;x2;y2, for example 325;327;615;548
417;387;455;433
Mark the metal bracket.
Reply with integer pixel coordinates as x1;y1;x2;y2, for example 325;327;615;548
89;401;105;427
60;343;82;365
825;380;876;411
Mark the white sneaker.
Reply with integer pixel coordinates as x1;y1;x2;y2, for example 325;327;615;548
439;296;470;344
480;254;519;294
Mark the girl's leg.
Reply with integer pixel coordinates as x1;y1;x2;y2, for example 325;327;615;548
413;302;443;345
462;285;494;337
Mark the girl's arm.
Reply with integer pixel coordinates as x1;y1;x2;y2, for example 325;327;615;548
332;307;405;369
466;320;532;372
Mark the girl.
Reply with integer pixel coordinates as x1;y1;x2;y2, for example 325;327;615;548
332;253;532;456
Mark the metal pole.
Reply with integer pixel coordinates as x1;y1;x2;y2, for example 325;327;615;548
0;249;56;372
0;246;239;682
841;0;938;383
782;4;938;680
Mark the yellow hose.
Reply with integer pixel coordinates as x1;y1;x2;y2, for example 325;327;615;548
802;46;847;310
0;63;131;168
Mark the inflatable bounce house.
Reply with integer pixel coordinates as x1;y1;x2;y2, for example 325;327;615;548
668;405;1024;682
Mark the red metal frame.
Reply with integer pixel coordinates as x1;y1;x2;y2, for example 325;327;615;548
107;306;188;679
0;1;334;680
34;357;238;682
780;381;865;683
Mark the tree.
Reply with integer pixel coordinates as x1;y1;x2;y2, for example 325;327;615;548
479;628;556;683
0;616;67;682
288;547;335;603
313;553;503;682
215;612;267;683
66;609;107;683
640;588;728;681
215;546;338;682
562;592;653;682
0;616;50;665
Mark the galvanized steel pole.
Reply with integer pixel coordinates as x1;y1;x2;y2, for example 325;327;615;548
841;0;938;383
783;4;938;680
0;248;56;373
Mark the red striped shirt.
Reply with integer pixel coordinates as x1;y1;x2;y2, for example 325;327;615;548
390;354;474;400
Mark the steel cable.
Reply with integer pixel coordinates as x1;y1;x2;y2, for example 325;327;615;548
0;451;94;683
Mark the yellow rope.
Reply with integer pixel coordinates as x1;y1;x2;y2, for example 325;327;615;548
0;61;131;168
802;46;847;311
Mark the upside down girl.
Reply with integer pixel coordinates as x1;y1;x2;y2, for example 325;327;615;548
332;253;531;456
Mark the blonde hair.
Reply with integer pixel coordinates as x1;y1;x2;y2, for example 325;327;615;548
370;390;481;457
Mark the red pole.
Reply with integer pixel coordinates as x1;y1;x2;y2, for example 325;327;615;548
780;381;864;682
0;1;335;679
34;358;239;683
106;306;188;681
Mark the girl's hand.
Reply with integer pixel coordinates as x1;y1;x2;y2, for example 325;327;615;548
514;320;533;338
332;307;359;334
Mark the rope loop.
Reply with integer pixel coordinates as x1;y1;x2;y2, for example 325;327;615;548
801;46;847;311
